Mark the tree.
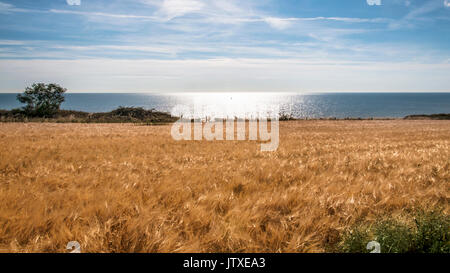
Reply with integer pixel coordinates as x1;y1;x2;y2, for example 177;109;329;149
17;83;66;117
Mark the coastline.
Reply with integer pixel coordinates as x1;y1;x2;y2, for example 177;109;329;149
1;107;449;123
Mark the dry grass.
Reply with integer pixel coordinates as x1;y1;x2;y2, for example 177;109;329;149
0;120;448;253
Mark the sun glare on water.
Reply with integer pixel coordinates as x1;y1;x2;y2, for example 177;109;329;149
169;92;293;119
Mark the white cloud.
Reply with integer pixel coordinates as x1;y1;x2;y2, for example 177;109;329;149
157;0;204;20
0;2;45;13
141;0;260;25
211;0;242;14
0;1;32;13
259;16;388;30
3;36;433;63
367;0;382;6
49;9;157;20
445;0;450;7
0;40;26;45
1;0;390;31
1;59;449;93
66;0;81;6
0;1;12;10
410;0;446;18
263;17;293;30
294;17;388;23
387;0;446;29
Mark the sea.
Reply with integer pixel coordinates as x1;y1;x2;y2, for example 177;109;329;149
0;92;449;119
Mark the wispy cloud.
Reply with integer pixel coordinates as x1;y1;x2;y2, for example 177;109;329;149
405;0;445;19
263;17;293;30
387;0;449;29
66;0;81;6
49;9;158;20
0;0;392;30
0;0;449;92
2;58;449;92
0;40;26;45
156;0;204;20
0;1;39;13
367;0;382;6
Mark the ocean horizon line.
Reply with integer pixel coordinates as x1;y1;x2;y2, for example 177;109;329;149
1;91;450;94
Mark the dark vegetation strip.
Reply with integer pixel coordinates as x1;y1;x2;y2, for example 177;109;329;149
0;107;178;124
404;113;450;120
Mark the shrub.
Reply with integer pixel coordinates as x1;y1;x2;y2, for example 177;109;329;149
373;220;415;253
17;83;66;117
337;210;449;253
414;210;449;253
339;226;371;253
0;107;177;124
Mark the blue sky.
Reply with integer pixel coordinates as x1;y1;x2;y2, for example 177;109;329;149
0;0;449;92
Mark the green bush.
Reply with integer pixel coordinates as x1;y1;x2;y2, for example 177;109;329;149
414;210;449;253
0;107;177;124
373;220;415;253
17;83;66;117
337;209;449;253
339;227;371;253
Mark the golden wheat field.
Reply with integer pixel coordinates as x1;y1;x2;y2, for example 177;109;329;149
0;120;448;253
